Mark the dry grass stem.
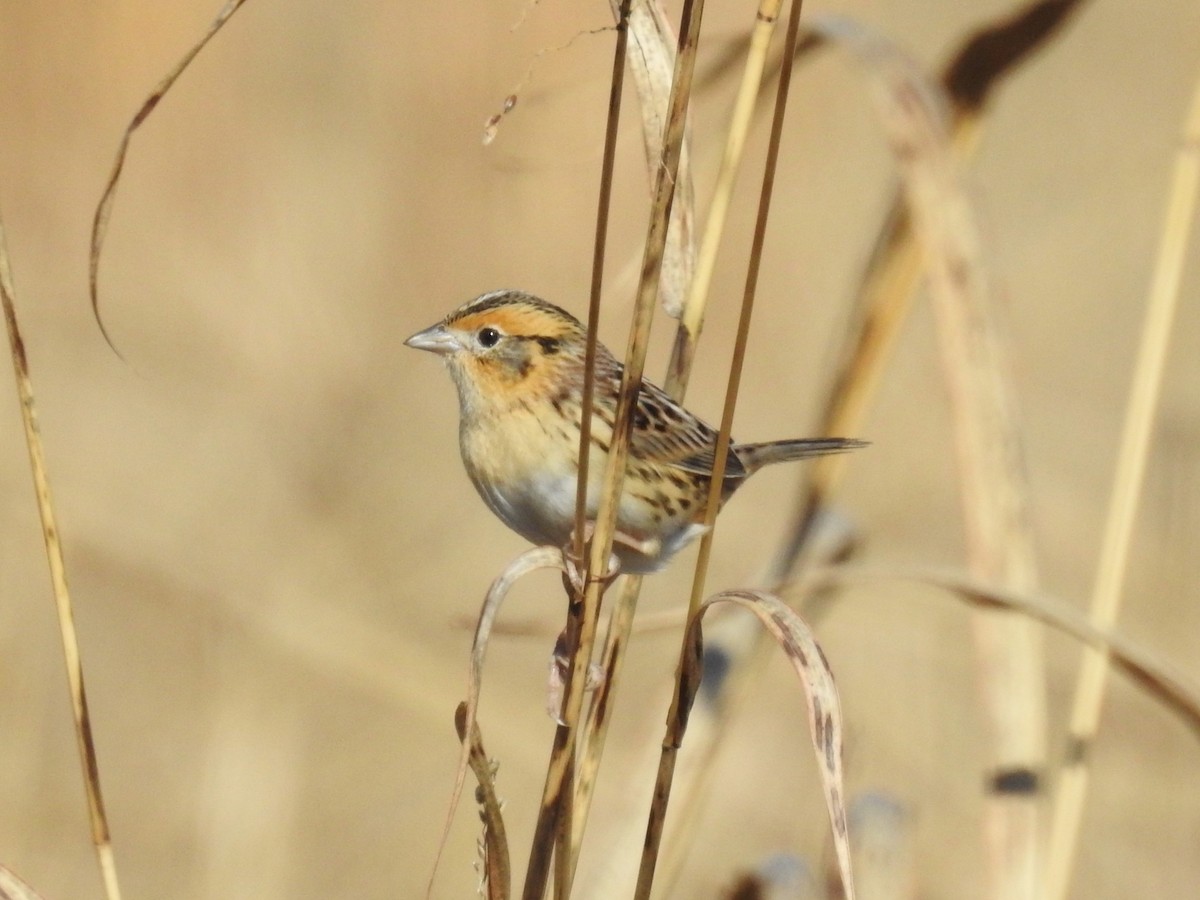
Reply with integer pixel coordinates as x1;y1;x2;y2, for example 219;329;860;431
89;0;252;357
664;0;783;396
568;571;643;879
571;1;714;870
652;7;1088;887
1043;70;1200;900
0;219;121;900
522;3;707;895
562;0;633;886
571;0;714;860
574;0;632;576
637;1;811;895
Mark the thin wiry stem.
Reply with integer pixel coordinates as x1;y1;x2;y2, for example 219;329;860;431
570;0;783;875
663;0;785;397
573;0;632;566
522;1;706;895
89;0;252;359
1044;70;1200;900
559;3;631;893
635;0;806;896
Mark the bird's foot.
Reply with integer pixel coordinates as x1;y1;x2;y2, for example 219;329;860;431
546;629;605;724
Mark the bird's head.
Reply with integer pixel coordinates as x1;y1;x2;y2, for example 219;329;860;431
405;290;589;416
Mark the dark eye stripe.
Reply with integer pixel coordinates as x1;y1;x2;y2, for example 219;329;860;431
506;334;561;355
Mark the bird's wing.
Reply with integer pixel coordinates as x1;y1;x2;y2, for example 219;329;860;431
627;379;748;481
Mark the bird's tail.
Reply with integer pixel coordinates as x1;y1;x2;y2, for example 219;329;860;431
735;437;867;475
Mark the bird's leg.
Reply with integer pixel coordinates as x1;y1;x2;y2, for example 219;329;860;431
566;520;661;577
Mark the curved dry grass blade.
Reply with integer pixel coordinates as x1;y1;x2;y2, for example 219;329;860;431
455;703;512;900
0;866;45;900
89;0;252;356
696;589;855;899
1044;70;1200;900
0;220;121;900
810;15;1047;896
611;0;696;317
802;565;1200;741
428;546;566;899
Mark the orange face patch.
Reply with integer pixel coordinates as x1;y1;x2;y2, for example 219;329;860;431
449;305;579;405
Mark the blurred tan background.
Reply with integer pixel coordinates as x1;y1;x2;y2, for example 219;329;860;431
0;1;1196;897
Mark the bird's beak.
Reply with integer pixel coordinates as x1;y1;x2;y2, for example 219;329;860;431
404;323;460;356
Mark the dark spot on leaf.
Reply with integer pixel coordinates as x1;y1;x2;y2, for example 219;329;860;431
990;767;1040;795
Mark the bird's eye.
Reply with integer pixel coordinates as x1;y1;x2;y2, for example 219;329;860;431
477;327;501;348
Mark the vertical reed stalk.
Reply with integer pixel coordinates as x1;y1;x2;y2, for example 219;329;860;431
569;0;783;876
1044;71;1200;900
522;1;707;895
634;1;806;895
664;0;785;396
573;0;633;565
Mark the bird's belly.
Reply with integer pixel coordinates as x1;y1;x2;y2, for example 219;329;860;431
460;414;704;571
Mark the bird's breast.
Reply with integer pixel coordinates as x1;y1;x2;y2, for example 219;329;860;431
459;405;590;546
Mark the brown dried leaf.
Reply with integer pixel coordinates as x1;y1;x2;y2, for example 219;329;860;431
942;0;1088;113
454;704;511;900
